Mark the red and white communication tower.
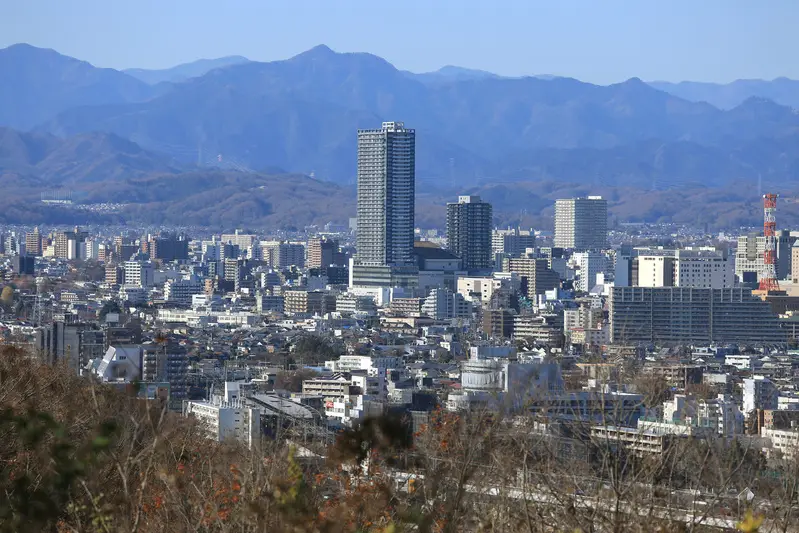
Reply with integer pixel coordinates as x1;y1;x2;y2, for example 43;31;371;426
759;193;780;292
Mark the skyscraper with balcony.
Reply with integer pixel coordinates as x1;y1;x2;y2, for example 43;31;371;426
446;195;492;271
554;196;608;251
352;122;418;288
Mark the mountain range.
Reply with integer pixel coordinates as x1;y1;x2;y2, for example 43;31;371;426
1;43;799;229
123;56;250;85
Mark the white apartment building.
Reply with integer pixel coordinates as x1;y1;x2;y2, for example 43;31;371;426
743;376;779;414
119;285;148;305
123;260;154;288
573;251;606;292
554;196;607;251
421;288;472;320
324;355;403;397
261;241;306;269
735;231;792;283
491;227;536;257
164;278;204;305
564;306;604;332
725;354;761;371
82;239;101;261
184;397;261;449
302;375;352;400
564;306;606;346
325;355;403;374
662;394;744;438
158;308;260;327
636;248;732;289
457;276;500;304
221;230;257;252
324;395;384;427
569;326;610;347
637;255;673;287
335;293;377;316
762;428;799;459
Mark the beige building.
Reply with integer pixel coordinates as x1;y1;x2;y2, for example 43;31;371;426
307;237;339;269
635;248;732;289
302;376;353;401
735;231;793;283
389;297;423;317
792;242;799;283
503;257;560;299
283;290;334;315
25;227;42;256
554;196;607;251
762;428;799;459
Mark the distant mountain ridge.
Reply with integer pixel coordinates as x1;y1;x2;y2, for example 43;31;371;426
649;78;799;110
124;55;251;85
3;126;799;231
29;44;799;187
0;43;154;129
0;127;181;183
1;43;799;228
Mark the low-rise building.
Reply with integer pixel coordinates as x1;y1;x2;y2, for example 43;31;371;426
184;397;261;449
164;278;204;305
421;288;471;320
762;428;799;459
591;424;688;457
743;376;779;415
302;375;354;401
336;293;377;316
284;290;335;316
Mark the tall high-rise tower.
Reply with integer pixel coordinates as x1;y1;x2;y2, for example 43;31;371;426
554;196;608;251
25;227;42;257
355;122;416;266
446;195;492;271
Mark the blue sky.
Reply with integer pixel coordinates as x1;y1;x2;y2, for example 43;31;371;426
3;0;796;84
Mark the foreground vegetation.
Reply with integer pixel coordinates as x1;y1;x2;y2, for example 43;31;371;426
0;345;790;532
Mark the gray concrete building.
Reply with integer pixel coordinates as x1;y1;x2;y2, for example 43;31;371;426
735;230;793;283
554;196;608;251
609;287;786;345
446;195;492;271
491;227;536;258
352;122;418;288
502;257;560;300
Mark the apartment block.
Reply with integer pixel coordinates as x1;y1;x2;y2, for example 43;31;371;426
503;257;560;299
609;287;786;345
446;195;492;270
554;197;607;251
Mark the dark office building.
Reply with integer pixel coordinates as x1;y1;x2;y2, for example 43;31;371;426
446;195;493;271
609;287;787;345
308;266;349;285
10;255;35;276
150;235;189;262
482;308;515;338
37;322;105;374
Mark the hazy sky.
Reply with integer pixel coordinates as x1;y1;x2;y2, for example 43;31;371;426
3;0;797;84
